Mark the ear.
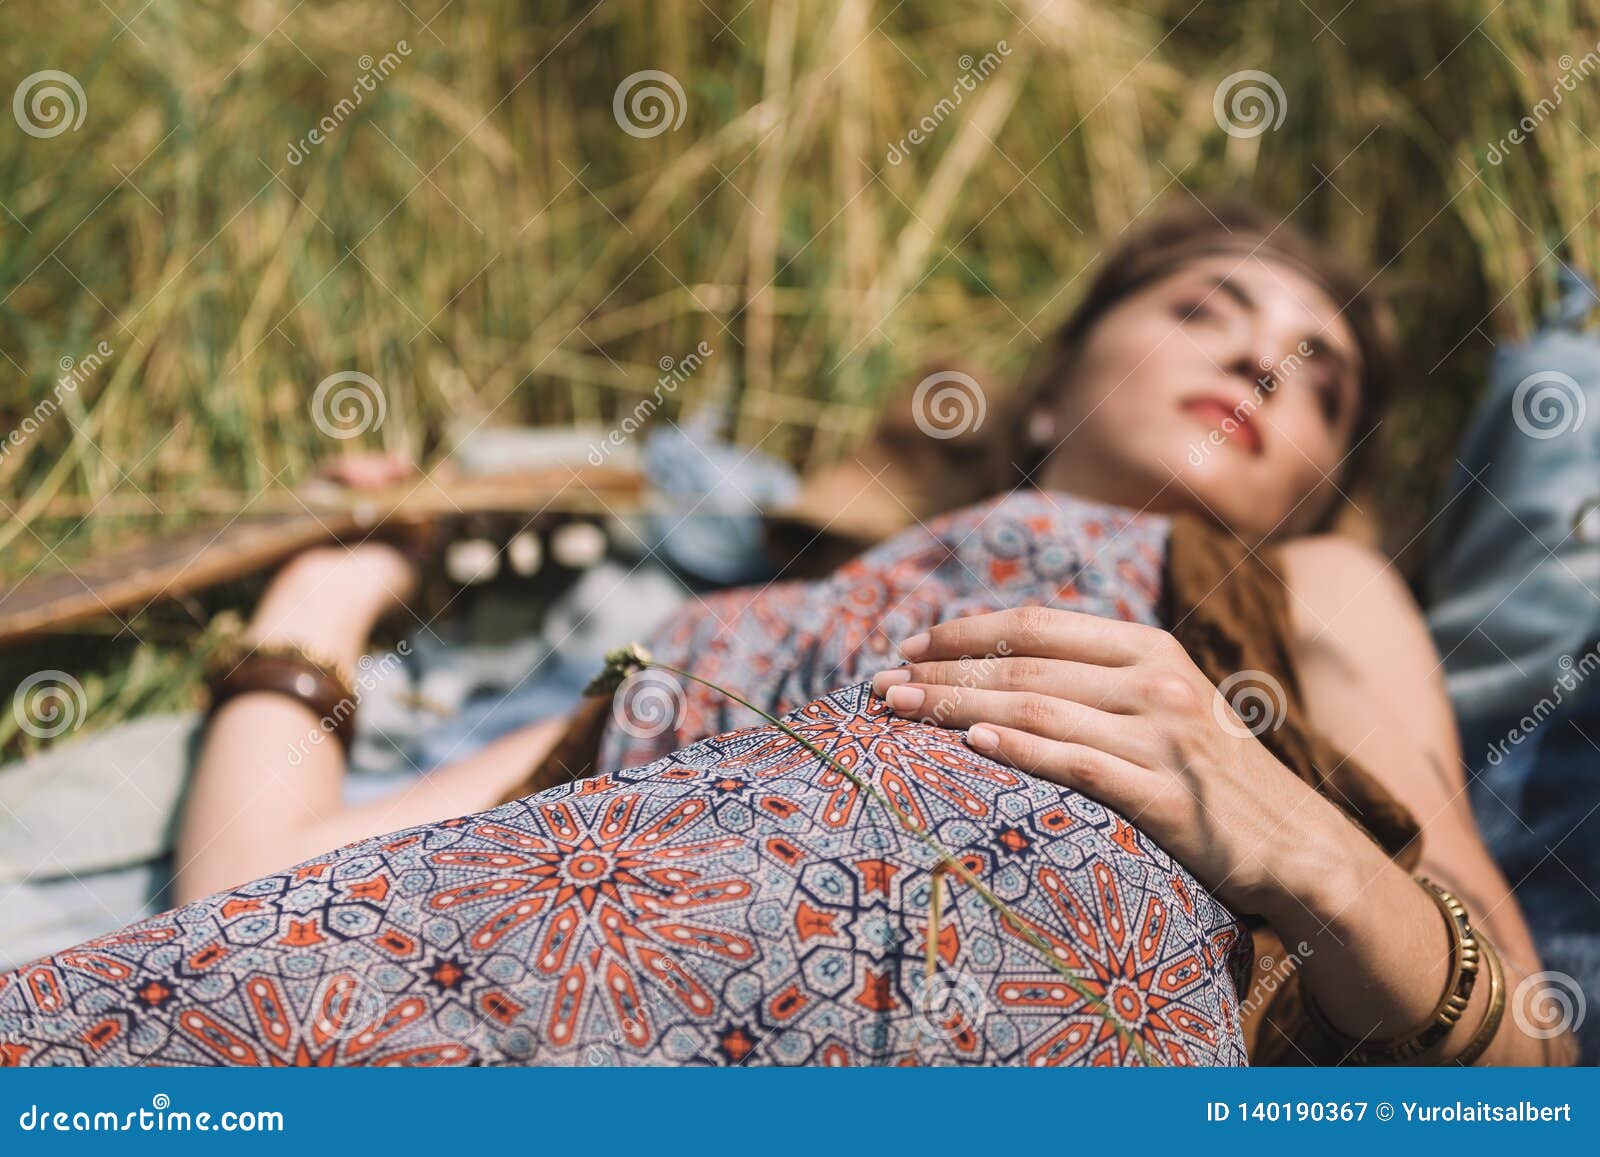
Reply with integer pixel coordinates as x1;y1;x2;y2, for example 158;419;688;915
1026;408;1056;446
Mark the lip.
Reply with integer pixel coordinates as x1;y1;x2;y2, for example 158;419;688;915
1180;395;1263;457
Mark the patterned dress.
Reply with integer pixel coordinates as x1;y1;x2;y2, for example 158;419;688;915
0;491;1252;1067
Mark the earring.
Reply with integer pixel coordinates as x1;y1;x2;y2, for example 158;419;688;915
1027;411;1056;446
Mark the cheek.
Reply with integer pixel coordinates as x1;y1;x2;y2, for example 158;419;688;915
1255;425;1349;530
1054;334;1185;423
1265;397;1352;481
1182;420;1343;536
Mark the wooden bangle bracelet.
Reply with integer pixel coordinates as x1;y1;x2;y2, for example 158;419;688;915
205;641;360;752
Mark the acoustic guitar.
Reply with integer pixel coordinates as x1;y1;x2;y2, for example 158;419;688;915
0;464;645;648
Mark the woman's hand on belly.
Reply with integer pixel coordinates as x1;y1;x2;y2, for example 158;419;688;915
869;606;1372;922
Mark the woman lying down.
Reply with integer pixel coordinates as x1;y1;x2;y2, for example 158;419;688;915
1;200;1576;1067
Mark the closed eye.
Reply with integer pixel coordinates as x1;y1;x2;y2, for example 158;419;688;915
1312;373;1342;423
1173;298;1216;323
1300;337;1355;426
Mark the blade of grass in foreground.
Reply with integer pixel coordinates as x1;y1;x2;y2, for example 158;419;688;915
589;644;1156;1065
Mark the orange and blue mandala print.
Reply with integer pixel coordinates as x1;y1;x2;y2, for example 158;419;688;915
1;684;1251;1068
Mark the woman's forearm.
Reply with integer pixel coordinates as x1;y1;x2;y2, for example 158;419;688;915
1258;808;1560;1066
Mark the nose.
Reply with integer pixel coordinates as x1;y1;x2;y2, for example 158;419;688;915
1221;321;1289;402
1204;313;1267;392
1222;352;1259;386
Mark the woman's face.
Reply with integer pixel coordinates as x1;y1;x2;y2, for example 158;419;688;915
1034;253;1365;542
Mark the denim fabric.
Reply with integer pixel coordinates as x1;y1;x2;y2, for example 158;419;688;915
639;409;799;585
1427;266;1600;1062
1461;696;1600;1062
1428;267;1600;723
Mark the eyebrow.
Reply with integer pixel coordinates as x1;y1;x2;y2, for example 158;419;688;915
1199;273;1360;385
1206;274;1257;313
1302;334;1355;381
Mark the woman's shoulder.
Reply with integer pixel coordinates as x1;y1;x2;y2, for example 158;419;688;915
1274;534;1454;743
1276;534;1416;623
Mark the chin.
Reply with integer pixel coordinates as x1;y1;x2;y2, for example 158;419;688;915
1158;464;1279;539
1150;447;1244;506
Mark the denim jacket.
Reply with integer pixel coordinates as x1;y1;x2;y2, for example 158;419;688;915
1428;267;1600;724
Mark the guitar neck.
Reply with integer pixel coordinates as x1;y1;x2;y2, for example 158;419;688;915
0;466;646;646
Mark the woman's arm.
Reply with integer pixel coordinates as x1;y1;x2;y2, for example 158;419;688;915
1277;535;1578;1065
175;539;566;904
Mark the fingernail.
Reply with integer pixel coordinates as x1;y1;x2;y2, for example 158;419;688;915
966;724;999;752
885;685;925;712
899;632;930;660
871;668;912;695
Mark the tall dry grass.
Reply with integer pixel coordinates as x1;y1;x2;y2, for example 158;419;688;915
2;0;1597;753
